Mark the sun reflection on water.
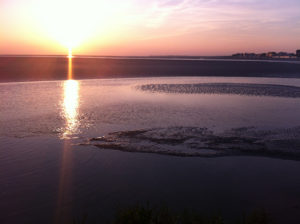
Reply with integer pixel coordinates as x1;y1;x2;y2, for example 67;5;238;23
61;53;80;138
61;79;79;138
68;48;73;79
55;51;79;223
60;50;81;138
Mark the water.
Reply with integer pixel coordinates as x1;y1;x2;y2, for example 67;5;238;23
1;77;300;223
2;77;300;139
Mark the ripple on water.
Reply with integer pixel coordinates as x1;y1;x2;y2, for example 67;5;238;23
137;83;300;98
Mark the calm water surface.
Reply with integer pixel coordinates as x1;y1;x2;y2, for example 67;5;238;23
1;77;300;223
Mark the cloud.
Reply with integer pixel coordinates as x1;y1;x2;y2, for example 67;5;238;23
127;0;300;39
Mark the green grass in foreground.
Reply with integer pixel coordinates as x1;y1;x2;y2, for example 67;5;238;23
73;203;271;224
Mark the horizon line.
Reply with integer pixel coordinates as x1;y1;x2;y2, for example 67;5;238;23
1;50;299;58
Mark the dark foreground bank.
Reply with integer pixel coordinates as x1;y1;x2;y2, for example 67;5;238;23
73;203;270;224
1;56;300;82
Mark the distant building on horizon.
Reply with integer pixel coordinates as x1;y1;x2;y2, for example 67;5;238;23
232;51;298;59
267;52;277;58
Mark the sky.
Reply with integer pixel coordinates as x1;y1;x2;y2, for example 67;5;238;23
1;0;300;56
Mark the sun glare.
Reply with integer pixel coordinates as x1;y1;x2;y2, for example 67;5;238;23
68;48;72;58
30;0;130;53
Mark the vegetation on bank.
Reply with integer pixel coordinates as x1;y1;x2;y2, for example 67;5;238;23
73;203;271;224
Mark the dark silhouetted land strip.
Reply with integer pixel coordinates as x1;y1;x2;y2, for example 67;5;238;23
1;56;300;82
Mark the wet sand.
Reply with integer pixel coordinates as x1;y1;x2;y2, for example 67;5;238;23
1;56;300;82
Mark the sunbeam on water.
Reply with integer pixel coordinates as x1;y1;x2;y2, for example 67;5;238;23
68;49;73;79
61;80;80;138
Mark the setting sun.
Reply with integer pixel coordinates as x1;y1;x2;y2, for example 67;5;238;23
28;0;137;55
31;0;101;50
68;48;72;58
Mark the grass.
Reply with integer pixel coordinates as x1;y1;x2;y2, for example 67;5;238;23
72;203;271;224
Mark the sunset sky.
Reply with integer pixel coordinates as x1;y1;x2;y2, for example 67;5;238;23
1;0;300;56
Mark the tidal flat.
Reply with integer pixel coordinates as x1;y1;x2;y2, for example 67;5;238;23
1;76;300;223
